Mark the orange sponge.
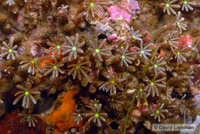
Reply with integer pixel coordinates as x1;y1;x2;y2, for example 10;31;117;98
49;90;82;131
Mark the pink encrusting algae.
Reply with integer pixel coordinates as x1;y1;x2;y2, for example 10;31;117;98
107;6;131;22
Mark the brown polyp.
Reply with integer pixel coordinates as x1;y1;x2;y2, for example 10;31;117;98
23;19;29;26
49;86;57;94
1;1;7;9
81;77;89;87
13;74;24;83
12;5;19;14
3;23;11;33
64;21;75;32
12;32;22;42
88;85;97;94
79;21;87;29
71;128;77;134
0;14;7;26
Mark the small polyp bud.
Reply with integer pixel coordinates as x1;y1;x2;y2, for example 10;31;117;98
88;85;97;94
13;74;24;83
79;21;87;29
12;32;22;42
64;21;75;32
49;86;57;94
12;5;19;14
0;13;7;26
58;9;66;17
71;128;77;134
3;23;11;33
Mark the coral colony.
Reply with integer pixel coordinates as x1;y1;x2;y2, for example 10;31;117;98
0;0;200;134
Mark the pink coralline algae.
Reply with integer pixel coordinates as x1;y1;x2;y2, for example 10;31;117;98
107;34;117;42
127;0;140;14
137;104;148;113
107;6;131;22
129;47;137;53
159;51;165;57
89;70;99;80
172;35;192;48
108;67;116;75
178;35;192;47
